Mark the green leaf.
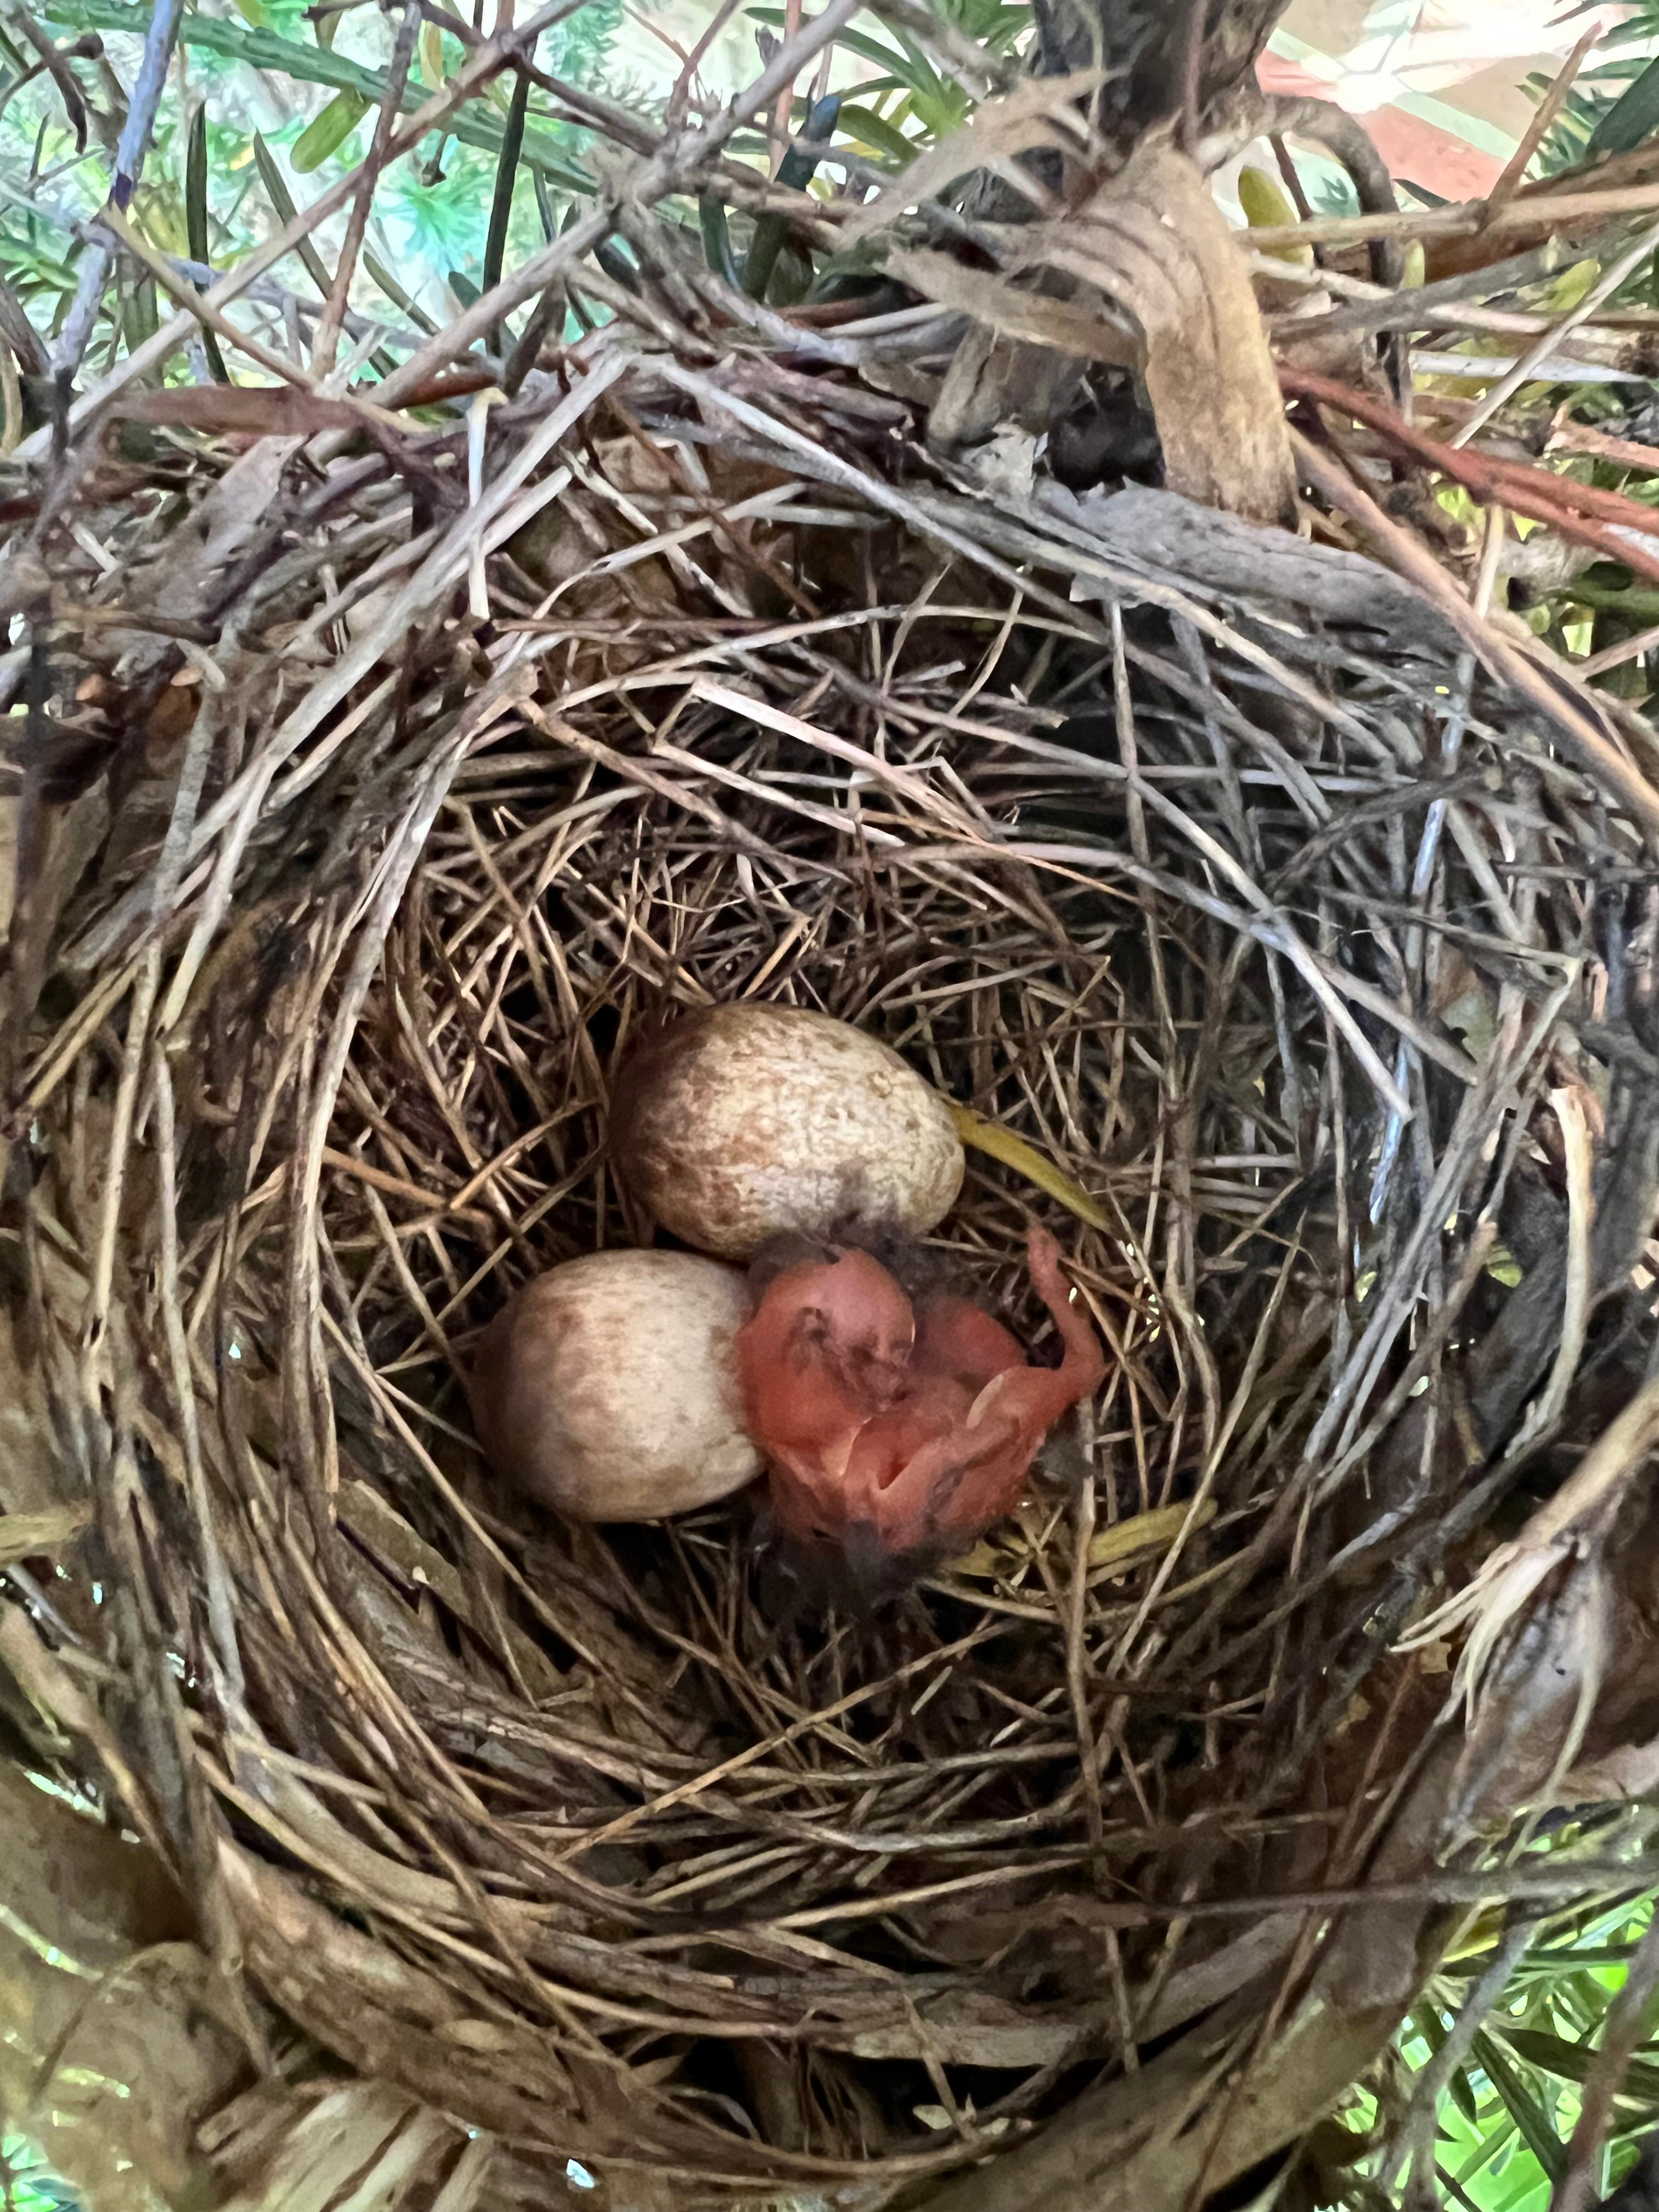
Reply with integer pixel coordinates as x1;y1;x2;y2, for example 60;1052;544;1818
185;103;229;379
591;235;638;291
778;91;839;190
290;87;369;171
122;273;160;351
1498;2023;1659;2100
770;15;938;100
1588;50;1659;157
482;65;529;343
448;268;481;307
40;0;594;190
767;239;812;304
698;196;738;287
744;90;838;301
252;131;337;297
836;103;916;165
362;247;436;332
1472;2029;1567;2182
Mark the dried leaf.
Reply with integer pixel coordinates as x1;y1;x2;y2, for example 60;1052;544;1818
1444;1551;1614;1843
1400;1370;1659;1718
0;1505;88;1566
847;68;1108;242
218;2084;450;2212
111;386;368;437
217;1842;575;2142
890;246;1137;373
842;1989;1080;2067
0;792;16;941
1561;1734;1659;1802
952;1499;1215;1582
950;1101;1109;1229
0;1312;75;1523
927;320;1087;451
1053;139;1297;524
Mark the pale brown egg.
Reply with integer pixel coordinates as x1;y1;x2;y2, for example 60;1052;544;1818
610;1005;965;1261
468;1250;761;1520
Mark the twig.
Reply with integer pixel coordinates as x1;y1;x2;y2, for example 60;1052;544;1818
1290;425;1659;840
1284;231;1626;345
3;10;92;150
311;0;422;377
1450;209;1659;446
1485;24;1600;214
49;0;185;375
1577;619;1659;678
1393;1916;1541;2209
1282;364;1659;586
94;202;323;391
1264;96;1401;284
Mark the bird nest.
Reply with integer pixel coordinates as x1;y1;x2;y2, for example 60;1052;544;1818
9;335;1658;2211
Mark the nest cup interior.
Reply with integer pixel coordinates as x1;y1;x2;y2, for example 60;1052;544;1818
22;390;1646;2206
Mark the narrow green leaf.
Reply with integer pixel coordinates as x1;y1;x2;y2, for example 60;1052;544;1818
122;273;159;351
778;241;818;302
363;248;436;334
744;91;839;302
483;64;529;347
1455;2111;1517;2188
448;269;481;307
533;165;558;244
1412;2001;1487;2129
40;0;594;191
1588;50;1659;156
883;21;947;101
555;200;596;334
1499;2023;1659;2099
778;91;840;190
698;196;738;287
185;103;229;379
1472;2029;1567;2182
835;102;916;165
1449;2063;1482;2128
252;131;336;298
592;237;638;292
778;16;933;98
500;278;562;394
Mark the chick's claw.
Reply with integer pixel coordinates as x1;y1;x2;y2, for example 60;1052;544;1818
736;1227;1105;1583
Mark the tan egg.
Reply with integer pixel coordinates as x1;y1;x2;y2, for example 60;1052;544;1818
611;1004;964;1261
468;1250;761;1521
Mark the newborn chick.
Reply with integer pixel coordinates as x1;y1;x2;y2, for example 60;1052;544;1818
737;1228;1104;1589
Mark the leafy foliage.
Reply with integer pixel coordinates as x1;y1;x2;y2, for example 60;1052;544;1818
1301;1890;1659;2209
0;0;1029;372
0;2138;74;2212
1526;6;1659;176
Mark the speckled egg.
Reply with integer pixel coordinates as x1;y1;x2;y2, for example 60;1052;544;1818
469;1249;761;1520
610;1004;964;1260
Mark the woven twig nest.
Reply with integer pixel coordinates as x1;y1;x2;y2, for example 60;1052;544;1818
9;334;1658;2211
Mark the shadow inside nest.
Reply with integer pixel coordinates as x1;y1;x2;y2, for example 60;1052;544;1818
16;377;1659;2210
